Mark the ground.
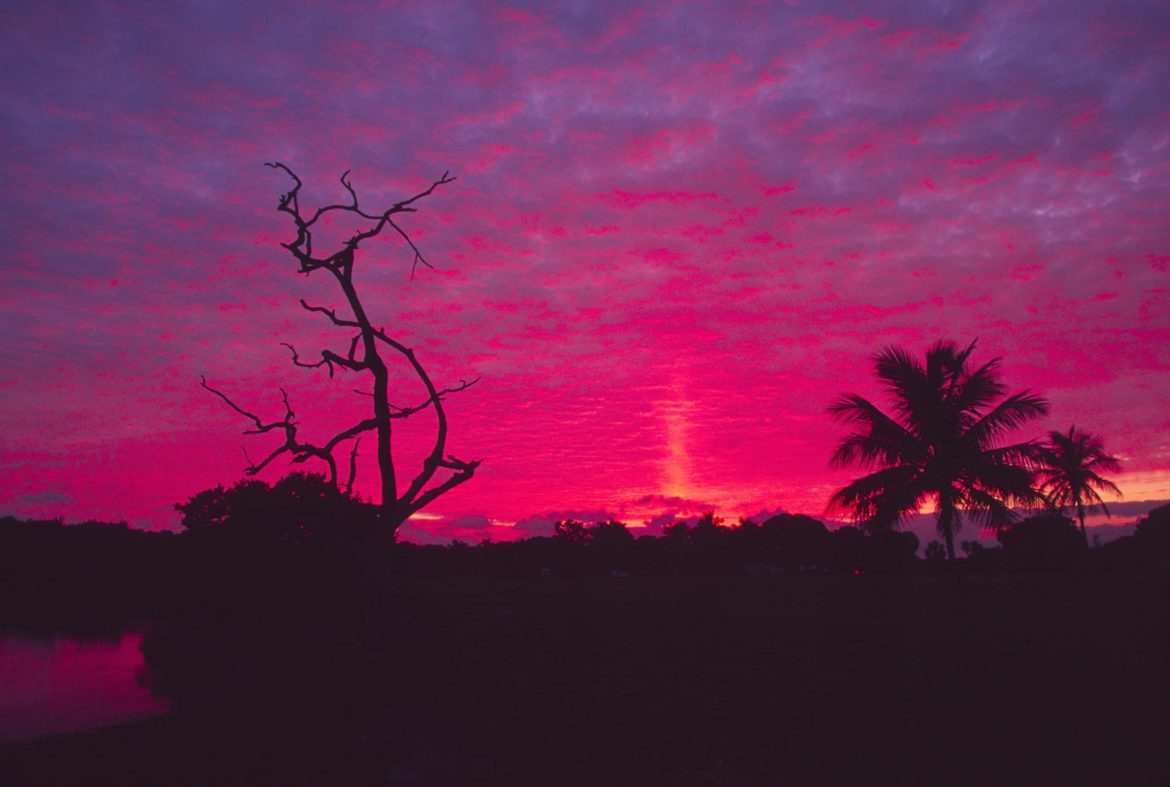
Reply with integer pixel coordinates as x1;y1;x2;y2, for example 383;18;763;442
2;572;1168;786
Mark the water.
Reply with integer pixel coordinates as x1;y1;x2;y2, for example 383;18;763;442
0;629;169;741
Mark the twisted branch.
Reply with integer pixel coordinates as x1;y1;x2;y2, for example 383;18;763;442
202;163;479;539
265;161;454;279
300;299;360;328
201;376;344;484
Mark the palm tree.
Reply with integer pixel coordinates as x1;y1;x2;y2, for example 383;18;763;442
827;340;1048;560
1037;426;1122;544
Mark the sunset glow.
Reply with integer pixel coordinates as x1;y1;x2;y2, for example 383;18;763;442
1;1;1167;541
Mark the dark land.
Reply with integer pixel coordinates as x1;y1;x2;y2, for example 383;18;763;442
2;508;1169;786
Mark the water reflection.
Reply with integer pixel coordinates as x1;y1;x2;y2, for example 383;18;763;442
0;629;168;741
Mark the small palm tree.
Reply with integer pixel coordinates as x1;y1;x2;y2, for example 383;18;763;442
828;340;1048;560
1037;426;1122;544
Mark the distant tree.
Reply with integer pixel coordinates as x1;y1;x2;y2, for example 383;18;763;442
587;519;636;571
1094;503;1170;571
997;513;1084;570
829;525;869;572
201;163;480;547
730;517;765;563
689;511;725;543
662;519;691;541
960;539;999;569
693;512;725;530
685;512;733;573
925;540;947;562
587;519;635;549
553;519;589;543
760;514;832;571
1133;503;1170;558
1134;503;1170;543
828;340;1048;560
868;530;920;572
1037;426;1122;544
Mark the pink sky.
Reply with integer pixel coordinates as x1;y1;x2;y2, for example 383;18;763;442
1;1;1168;542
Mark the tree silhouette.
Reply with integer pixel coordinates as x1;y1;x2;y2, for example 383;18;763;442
201;164;481;544
827;340;1048;560
996;512;1084;569
175;472;375;545
924;540;947;562
1037;426;1122;544
553;519;589;543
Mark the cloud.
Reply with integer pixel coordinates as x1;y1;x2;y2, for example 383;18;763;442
398;513;526;545
0;0;1164;532
14;491;74;506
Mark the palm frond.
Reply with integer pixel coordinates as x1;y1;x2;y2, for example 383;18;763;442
1082;471;1122;497
828;394;922;468
955;485;1017;531
965;391;1049;448
827;465;926;532
955;357;1008;415
985;440;1047;469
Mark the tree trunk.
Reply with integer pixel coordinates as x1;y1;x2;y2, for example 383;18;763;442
937;505;957;561
371;365;397;525
359;537;396;638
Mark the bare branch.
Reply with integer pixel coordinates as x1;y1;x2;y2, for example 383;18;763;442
281;343;331;372
322;349;368;373
300;299;360;328
323;418;379;454
266;161;303;191
403;456;483;519
202;375;345;484
388;378;478;419
338;169;357;209
384;218;434;280
346;170;456;222
281;340;369;379
201;376;286;435
391;170;456;211
363;328;476;509
344;438;361;496
248;441;297;476
267;162;454;256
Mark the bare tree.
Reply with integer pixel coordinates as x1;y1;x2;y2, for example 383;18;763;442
202;163;480;545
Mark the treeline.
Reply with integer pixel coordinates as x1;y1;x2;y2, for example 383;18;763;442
4;478;1169;633
0;517;178;635
401;514;919;578
404;507;1170;578
168;474;1170;578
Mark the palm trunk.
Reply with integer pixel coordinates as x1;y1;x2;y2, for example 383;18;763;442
937;505;957;561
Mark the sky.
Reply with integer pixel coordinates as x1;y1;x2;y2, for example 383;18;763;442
1;0;1168;543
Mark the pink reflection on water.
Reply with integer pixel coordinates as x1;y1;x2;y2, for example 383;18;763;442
0;630;168;741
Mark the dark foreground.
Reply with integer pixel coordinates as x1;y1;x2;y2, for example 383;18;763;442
2;573;1168;786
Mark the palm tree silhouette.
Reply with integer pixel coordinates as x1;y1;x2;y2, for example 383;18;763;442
828;340;1048;560
1037;426;1122;544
